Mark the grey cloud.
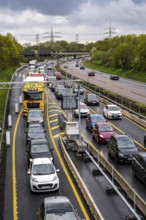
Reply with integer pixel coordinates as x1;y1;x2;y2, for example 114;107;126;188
1;0;86;15
132;0;146;4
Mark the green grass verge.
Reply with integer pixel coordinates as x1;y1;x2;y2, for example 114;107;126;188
0;66;18;121
85;61;146;83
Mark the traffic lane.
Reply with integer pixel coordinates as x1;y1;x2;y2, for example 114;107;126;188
89;105;146;147
78;117;146;201
15;112;87;220
47;95;94;220
3;72;26;220
62;62;146;104
68;151;135;220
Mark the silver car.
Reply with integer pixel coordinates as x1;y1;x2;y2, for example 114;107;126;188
27;109;44;126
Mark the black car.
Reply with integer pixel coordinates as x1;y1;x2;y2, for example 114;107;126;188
132;152;146;185
110;75;119;80
25;123;46;145
108;134;139;163
37;196;81;220
26;138;54;166
84;93;99;106
80;66;85;69
144;134;146;148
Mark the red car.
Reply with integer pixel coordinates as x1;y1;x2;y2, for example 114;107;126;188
92;122;115;143
88;71;95;76
54;71;62;80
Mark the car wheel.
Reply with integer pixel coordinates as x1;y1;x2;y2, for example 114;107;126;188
92;133;94;139
86;124;88;129
108;147;111;156
114;155;118;163
132;167;136;177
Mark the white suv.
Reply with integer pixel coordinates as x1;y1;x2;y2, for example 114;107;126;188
103;104;122;119
27;157;59;192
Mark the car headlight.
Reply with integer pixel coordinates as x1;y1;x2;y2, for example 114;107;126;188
32;177;38;182
118;153;124;157
52;175;57;181
99;134;104;138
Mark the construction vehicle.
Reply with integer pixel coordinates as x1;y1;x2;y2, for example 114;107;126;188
22;76;45;116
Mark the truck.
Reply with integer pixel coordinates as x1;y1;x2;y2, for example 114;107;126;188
22;76;45;116
59;121;88;156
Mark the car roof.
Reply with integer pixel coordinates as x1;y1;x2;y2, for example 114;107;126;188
44;196;73;212
112;134;131;139
90;114;103;118
32;157;52;165
30;138;48;145
96;122;109;126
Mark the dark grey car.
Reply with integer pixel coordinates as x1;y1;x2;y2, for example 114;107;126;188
132;152;146;185
37;196;82;220
25;123;46;145
108;134;139;163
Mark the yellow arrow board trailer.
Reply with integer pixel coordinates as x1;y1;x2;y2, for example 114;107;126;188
23;76;45;116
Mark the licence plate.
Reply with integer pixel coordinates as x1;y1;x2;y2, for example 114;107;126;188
41;186;50;189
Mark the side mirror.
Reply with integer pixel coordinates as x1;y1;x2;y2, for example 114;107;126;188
56;169;60;173
27;170;31;175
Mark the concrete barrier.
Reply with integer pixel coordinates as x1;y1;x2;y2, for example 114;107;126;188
58;136;104;220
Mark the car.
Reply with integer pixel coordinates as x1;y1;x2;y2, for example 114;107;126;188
47;66;53;70
73;84;84;95
132;152;146;185
144;134;146;148
88;71;95;76
27;109;44;126
86;114;106;131
37;196;81;220
75;63;79;67
26;138;54;166
108;134;139;163
54;72;62;80
27;157;59;192
25;123;46;145
92;122;115;143
74;102;90;118
80;66;85;69
55;84;65;95
55;88;73;99
110;75;119;80
84;93;99;106
103;104;122;119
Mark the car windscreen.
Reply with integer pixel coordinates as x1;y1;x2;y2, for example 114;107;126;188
33;164;55;175
31;144;49;153
98;125;113;132
117;137;136;149
108;106;120;111
46;212;78;220
23;91;43;100
80;104;87;109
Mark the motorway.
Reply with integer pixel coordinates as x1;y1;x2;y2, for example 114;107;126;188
3;63;146;220
60;60;146;105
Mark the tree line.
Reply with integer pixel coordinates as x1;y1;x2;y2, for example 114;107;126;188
90;34;146;71
0;33;23;70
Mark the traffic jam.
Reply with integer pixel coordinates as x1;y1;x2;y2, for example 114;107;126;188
9;59;146;220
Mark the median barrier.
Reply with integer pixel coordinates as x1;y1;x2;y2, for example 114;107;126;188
58;136;104;220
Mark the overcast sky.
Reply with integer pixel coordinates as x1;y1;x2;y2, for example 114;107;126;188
0;0;146;45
